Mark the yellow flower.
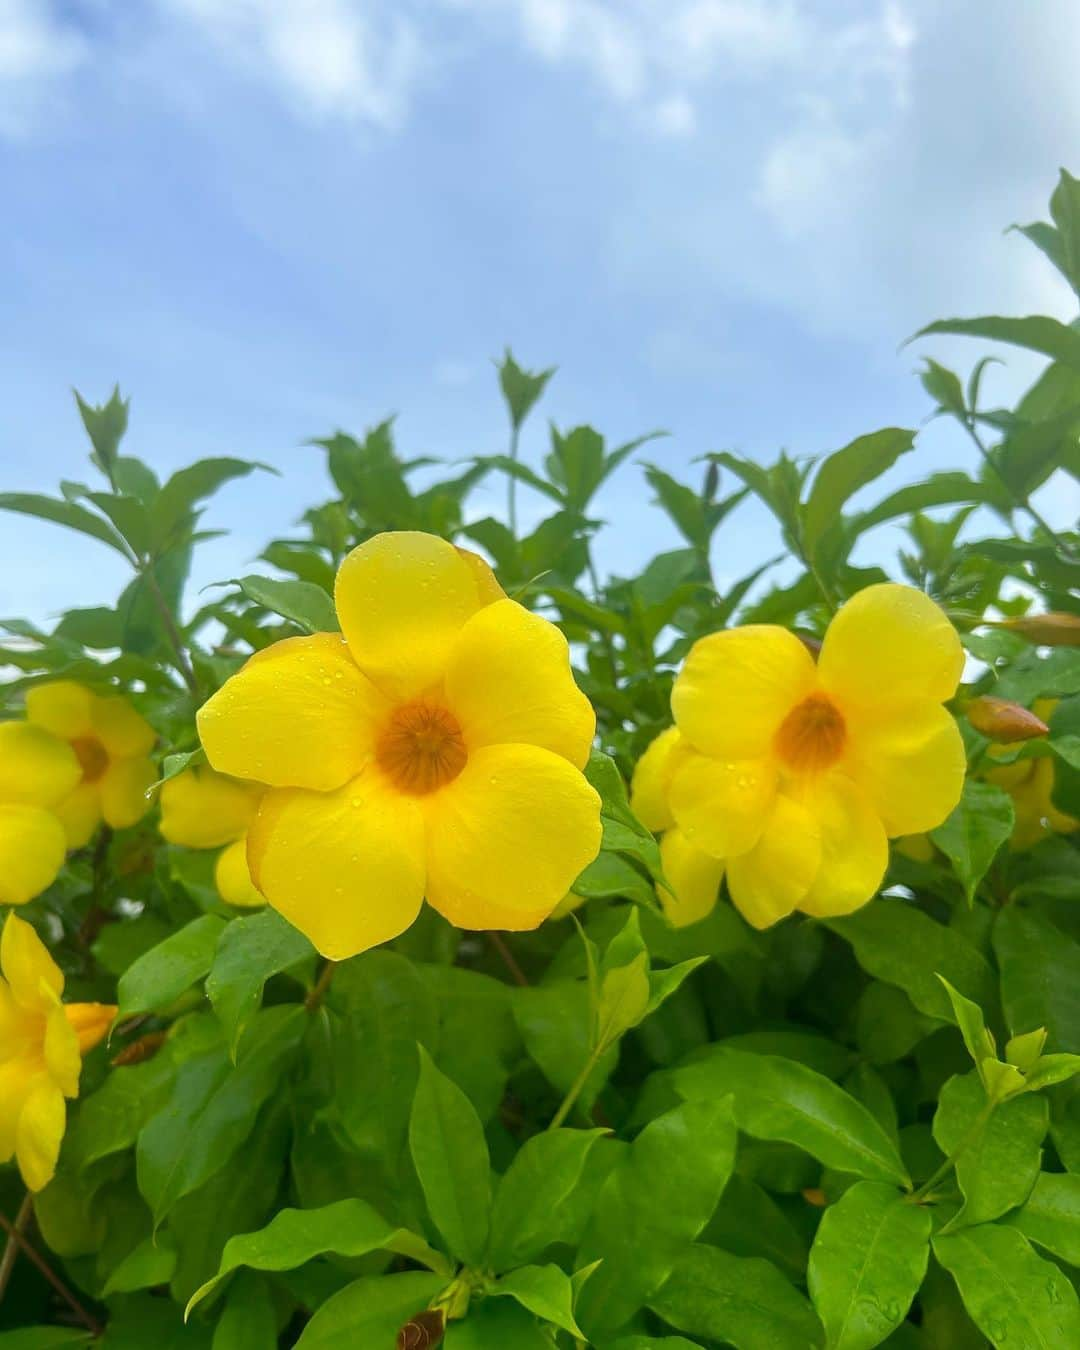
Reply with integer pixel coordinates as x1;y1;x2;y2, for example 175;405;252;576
0;914;115;1191
985;700;1079;849
159;767;265;907
0;722;82;906
662;583;965;928
25;682;156;848
196;532;602;958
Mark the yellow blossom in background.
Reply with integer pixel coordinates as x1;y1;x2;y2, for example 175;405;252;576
0;913;115;1191
196;532;602;959
985;699;1079;849
663;583;965;928
159;767;266;907
25;682;156;847
0;722;81;906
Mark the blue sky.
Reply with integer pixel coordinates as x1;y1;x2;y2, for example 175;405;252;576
2;0;1078;625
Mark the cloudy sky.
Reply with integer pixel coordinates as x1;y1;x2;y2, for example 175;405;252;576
2;0;1078;624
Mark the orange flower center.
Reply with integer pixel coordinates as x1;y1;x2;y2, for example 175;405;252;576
376;701;467;795
775;693;846;774
72;736;108;783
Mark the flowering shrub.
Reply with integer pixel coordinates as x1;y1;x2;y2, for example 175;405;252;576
2;175;1080;1349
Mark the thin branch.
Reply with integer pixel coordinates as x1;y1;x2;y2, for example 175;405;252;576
0;1205;102;1336
487;932;529;988
0;1192;32;1304
144;566;201;698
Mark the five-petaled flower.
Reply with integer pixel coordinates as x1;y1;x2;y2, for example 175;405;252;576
985;699;1079;850
25;682;156;847
196;532;602;958
0;913;115;1191
637;583;965;928
0;721;81;906
159;766;266;907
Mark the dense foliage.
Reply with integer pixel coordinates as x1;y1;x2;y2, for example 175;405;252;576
2;174;1080;1349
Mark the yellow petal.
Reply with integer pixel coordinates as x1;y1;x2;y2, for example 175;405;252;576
215;836;266;908
445;599;595;769
1;913;63;1011
818;583;963;712
15;1078;66;1192
672;626;816;758
247;774;426;959
99;756;155;829
668;750;776;858
726;794;821;929
0;722;81;809
334;532;490;701
25;681;94;741
159;768;261;848
55;783;103;849
425;743;602;931
197;633;388;792
0;806;68;907
89;692;156;757
658;828;725;927
455;546;506;604
45;1005;81;1098
630;727;684;832
797;775;889;919
64;1002;117;1055
0;1060;30;1163
844;702;966;836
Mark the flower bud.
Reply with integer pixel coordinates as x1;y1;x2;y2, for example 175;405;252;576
966;696;1049;743
397;1310;445;1349
991;612;1080;647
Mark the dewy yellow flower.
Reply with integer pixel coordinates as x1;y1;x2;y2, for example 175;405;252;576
985;699;1079;849
0;722;81;906
159;767;265;907
0;914;115;1191
662;583;965;928
196;532;602;958
25;682;156;848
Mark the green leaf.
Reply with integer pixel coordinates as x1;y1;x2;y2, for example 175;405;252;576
933;1071;1047;1229
153;458;270;545
0;491;130;557
513;980;617;1114
920;358;967;416
65;1052;176;1171
498;349;555;429
186;1198;448;1315
1005;1171;1080;1265
103;1233;178;1296
116;914;228;1022
210;1274;277;1350
206;908;314;1056
75;384;129;478
137;1007;305;1225
994;907;1080;1051
649;1243;824;1350
825;899;997;1022
936;976;998;1076
671;1048;908;1186
604;1339;702;1350
933;1223;1080;1348
487;1127;610;1270
227;574;338;634
409;1045;492;1266
576;1098;737;1337
803;428;915;560
585;749;666;888
492;1264;584;1339
0;1334;92;1349
148;747;205;793
293;1272;446;1349
444;1299;557;1349
914;314;1080;372
807;1181;930;1350
929;781;1015;904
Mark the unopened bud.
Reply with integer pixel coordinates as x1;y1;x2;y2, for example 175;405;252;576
991;612;1080;647
111;1031;168;1067
802;1187;827;1208
966;696;1049;743
397;1310;445;1349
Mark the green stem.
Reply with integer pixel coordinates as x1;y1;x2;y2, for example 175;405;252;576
0;1192;32;1304
0;1203;102;1336
964;418;1077;562
143;565;201;699
548;1045;604;1130
305;960;337;1012
508;423;521;537
909;1101;995;1203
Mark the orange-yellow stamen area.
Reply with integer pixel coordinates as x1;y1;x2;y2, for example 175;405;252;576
72;736;108;783
375;700;467;795
775;692;847;774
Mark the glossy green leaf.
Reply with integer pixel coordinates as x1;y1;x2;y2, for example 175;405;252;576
293;1272;446;1349
492;1263;584;1338
116;914;228;1022
994;907;1080;1052
206;908;314;1056
227;574;337;634
930;782;1014;904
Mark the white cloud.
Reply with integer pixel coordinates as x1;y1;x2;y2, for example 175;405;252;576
0;0;86;136
652;92;697;138
159;0;425;128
